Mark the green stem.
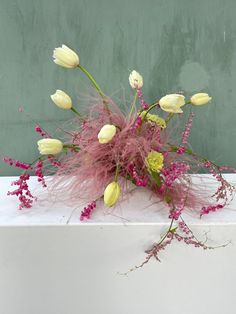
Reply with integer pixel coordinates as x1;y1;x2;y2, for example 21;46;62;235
78;64;111;121
169;144;223;176
114;164;120;182
29;156;43;167
142;102;157;116
63;144;80;152
71;106;82;117
165;113;174;124
128;91;138;120
137;102;158;133
78;64;105;98
147;218;175;253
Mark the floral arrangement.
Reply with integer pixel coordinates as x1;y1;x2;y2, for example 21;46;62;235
4;44;236;270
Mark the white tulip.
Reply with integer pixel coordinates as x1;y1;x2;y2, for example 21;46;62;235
37;139;63;155
98;124;116;144
50;90;72;110
53;44;79;68
159;94;185;113
129;70;143;89
190;93;212;106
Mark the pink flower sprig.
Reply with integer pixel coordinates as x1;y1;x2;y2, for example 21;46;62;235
128;163;148;187
80;201;96;221
168;186;189;220
126;217;230;273
7;174;35;210
35;125;49;138
35;160;47;188
178;221;191;235
176;146;185;154
200;204;224;217
177;112;195;154
203;160;235;205
161;162;190;186
132;116;142;130
47;155;61;167
137;88;149;110
218;165;236;173
169;206;183;220
4;155;48;208
3;157;32;170
174;219;229;249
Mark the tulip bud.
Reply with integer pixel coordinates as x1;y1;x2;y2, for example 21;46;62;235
50;90;72;110
53;44;79;68
98;124;116;144
104;182;121;207
37;139;63;155
159;94;185;113
129;70;143;89
190;93;212;106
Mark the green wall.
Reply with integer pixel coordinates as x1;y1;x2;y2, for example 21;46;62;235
1;0;236;175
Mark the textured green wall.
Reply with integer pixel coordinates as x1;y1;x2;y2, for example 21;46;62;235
1;0;236;175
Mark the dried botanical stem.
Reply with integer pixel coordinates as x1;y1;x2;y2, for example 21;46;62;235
128;91;138;120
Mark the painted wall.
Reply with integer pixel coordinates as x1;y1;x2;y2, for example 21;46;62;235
1;0;236;175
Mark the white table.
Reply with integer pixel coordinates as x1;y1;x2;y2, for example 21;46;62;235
1;175;236;314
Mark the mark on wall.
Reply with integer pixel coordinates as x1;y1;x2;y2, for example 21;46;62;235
179;61;209;92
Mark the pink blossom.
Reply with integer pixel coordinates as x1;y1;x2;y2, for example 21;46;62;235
161;162;190;186
128;163;148;187
132;116;142;130
7;174;34;210
35;125;49;137
200;204;224;216
3;157;31;170
35;160;47;187
180;112;195;147
137;88;149;110
80;201;96;221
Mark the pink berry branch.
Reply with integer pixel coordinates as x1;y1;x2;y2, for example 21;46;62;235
121;212;231;275
3;156;45;209
169;144;236;214
4;142;80;209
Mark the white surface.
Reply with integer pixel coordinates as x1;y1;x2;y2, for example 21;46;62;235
1;174;236;225
0;175;236;314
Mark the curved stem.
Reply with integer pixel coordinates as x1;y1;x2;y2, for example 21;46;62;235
137;102;158;132
78;64;106;98
165;113;174;124
78;64;111;121
142;102;157;116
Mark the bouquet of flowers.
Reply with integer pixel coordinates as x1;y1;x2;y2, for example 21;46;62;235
4;44;236;270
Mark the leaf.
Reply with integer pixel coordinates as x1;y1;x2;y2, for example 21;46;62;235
164;194;172;204
170;227;178;234
150;171;162;187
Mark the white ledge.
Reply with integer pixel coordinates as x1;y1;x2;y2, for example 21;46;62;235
0;175;236;226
